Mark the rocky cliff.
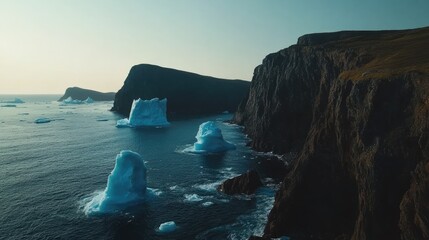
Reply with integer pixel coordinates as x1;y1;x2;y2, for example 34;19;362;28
111;64;250;117
234;27;429;239
58;87;115;101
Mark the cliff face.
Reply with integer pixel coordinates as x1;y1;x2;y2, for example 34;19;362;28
58;87;115;101
234;27;429;239
112;64;250;117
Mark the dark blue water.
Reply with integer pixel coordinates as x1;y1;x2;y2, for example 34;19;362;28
0;95;276;240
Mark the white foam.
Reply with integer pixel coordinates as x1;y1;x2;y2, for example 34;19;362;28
184;194;203;202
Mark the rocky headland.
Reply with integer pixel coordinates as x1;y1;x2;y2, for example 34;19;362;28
58;87;115;101
111;64;250;117
235;27;429;239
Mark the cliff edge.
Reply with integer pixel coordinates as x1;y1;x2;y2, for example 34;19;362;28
234;27;429;239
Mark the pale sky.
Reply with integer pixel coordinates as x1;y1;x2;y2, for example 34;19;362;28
0;0;428;94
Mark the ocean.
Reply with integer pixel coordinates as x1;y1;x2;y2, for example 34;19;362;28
0;95;277;240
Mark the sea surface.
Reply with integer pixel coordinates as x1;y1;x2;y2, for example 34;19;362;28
0;95;279;240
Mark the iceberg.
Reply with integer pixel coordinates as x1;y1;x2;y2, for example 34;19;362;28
185;121;235;153
158;221;177;233
63;96;84;104
1;98;25;104
83;150;148;215
83;97;94;103
116;98;170;128
62;96;94;104
34;118;51;124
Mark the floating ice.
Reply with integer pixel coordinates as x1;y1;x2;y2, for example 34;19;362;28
1;98;25;104
184;194;203;202
84;97;94;103
62;96;94;104
83;150;148;215
158;221;177;233
34;118;51;124
185;121;235;153
62;96;84;104
116;98;170;128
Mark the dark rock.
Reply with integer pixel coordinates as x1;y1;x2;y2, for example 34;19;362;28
234;27;429;240
218;170;263;195
58;87;115;101
111;64;250;117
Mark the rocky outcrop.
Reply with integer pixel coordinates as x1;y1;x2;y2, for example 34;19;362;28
111;64;250;117
234;27;429;239
58;87;115;101
218;170;263;195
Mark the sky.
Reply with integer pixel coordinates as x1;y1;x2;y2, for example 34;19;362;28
0;0;428;94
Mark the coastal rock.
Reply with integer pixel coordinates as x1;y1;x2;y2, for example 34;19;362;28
234;27;429;239
58;87;115;101
111;64;250;117
218;170;263;195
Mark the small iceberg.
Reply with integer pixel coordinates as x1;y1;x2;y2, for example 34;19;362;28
62;96;94;104
63;96;84;104
1;98;25;104
158;221;177;233
116;98;170;128
82;150;148;215
34;118;51;124
184;121;235;153
84;97;94;103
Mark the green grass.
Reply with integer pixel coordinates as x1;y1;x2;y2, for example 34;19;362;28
335;27;429;80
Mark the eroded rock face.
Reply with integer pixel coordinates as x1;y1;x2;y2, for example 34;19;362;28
218;170;263;195
112;64;250;117
234;27;429;239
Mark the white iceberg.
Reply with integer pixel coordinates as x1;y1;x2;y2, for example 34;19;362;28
63;96;83;104
84;97;94;103
83;150;148;215
158;221;177;233
34;118;51;124
185;121;235;153
62;96;94;104
116;98;170;128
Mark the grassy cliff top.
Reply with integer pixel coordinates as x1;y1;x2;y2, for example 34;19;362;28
334;27;429;80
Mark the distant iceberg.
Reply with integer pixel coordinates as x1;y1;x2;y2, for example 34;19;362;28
84;97;94;103
185;121;235;153
34;118;51;124
116;98;170;128
83;150;148;215
1;98;25;104
158;221;177;233
62;96;94;104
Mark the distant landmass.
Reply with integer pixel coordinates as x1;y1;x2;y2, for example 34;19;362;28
111;64;250;117
58;87;115;101
235;27;429;239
